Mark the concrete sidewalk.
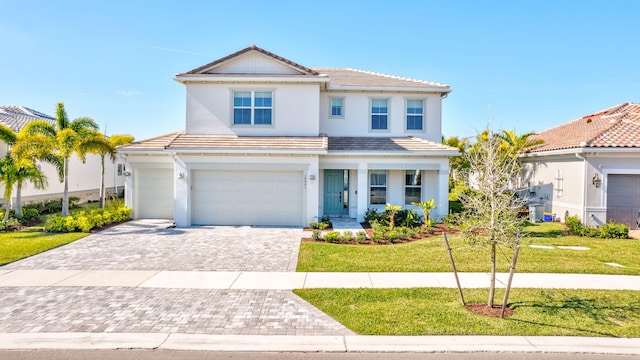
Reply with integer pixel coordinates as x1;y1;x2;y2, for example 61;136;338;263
1;269;639;290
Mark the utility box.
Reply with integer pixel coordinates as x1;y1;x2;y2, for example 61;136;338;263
529;204;544;223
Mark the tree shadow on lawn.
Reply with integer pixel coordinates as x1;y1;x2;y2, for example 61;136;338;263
510;295;640;337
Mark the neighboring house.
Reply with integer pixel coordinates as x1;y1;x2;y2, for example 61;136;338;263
522;102;640;228
0;106;126;205
119;45;458;227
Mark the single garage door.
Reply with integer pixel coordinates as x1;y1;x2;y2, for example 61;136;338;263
191;170;303;226
606;174;640;228
136;168;174;219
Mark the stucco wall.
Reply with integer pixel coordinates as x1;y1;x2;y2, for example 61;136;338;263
319;92;443;141
184;83;320;136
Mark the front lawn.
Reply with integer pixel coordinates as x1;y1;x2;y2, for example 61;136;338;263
297;222;640;275
0;227;88;265
294;288;640;337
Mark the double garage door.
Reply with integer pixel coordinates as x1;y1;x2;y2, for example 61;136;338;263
607;174;640;228
191;170;304;226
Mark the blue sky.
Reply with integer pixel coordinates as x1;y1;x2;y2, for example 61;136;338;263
1;0;638;140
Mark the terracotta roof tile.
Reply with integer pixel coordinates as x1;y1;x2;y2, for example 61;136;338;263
315;68;450;90
118;131;184;151
0;106;55;131
528;102;640;152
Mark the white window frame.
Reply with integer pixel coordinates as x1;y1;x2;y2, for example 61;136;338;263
117;164;124;176
232;90;274;126
405;98;425;132
404;170;422;204
369;170;387;205
370;98;390;131
329;97;345;119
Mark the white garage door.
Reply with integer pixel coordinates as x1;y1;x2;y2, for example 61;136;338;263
136;168;174;219
191;170;303;226
607;174;640;228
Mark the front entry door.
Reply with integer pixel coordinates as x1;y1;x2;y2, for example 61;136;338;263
324;170;347;215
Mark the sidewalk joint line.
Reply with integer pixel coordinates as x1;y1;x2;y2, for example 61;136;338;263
228;271;242;289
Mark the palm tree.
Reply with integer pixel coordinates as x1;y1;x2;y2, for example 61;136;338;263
92;133;134;208
0;156;47;221
13;102;111;216
443;135;470;183
498;130;544;158
0;124;49;219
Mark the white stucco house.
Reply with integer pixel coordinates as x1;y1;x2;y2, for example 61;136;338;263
120;45;458;227
522;102;640;229
0;106;126;205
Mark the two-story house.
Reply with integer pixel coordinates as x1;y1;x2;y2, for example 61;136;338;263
120;46;457;227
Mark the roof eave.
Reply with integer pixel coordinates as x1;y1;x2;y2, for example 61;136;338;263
174;75;330;84
166;148;327;155
326;85;451;93
327;150;459;156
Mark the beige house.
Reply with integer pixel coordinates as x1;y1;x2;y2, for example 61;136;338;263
120;45;458;227
522;102;640;228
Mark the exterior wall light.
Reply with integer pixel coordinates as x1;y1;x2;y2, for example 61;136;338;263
592;174;602;188
309;174;316;180
178;172;185;178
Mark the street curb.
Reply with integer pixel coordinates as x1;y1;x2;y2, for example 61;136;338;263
1;333;639;355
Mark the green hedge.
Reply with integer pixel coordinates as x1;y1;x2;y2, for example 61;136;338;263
43;206;131;233
565;215;629;239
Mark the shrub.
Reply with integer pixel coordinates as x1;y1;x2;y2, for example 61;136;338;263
311;229;322;240
43;215;68;232
18;208;41;225
565;215;584;236
598;221;629;239
339;230;354;243
309;221;329;230
394;209;421;228
0;218;19;231
43;205;131;233
364;208;382;224
355;231;367;243
323;231;340;243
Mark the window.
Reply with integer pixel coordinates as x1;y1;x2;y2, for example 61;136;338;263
117;164;124;176
406;99;424;130
371;99;388;130
330;97;344;118
369;170;387;204
233;91;272;125
405;170;422;204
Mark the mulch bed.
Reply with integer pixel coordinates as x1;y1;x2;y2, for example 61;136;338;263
302;223;459;245
465;303;515;318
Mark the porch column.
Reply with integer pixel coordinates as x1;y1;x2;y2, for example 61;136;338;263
356;168;368;222
173;157;189;227
437;168;449;219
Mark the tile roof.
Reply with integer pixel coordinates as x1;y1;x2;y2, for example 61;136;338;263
528;102;640;153
315;68;450;91
120;133;458;155
0;106;55;131
328;137;458;154
181;45;319;76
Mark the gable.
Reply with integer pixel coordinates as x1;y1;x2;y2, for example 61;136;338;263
182;45;319;76
209;52;306;75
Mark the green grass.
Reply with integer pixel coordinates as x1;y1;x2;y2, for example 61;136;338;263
0;227;88;265
297;222;640;275
294;288;640;337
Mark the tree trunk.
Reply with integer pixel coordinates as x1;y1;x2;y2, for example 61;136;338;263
99;155;105;208
3;202;10;222
488;241;496;307
15;182;22;219
62;157;69;216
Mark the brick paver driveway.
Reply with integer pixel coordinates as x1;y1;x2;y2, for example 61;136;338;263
4;220;302;271
0;220;353;336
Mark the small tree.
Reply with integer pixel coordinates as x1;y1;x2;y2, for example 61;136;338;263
89;133;134;208
385;203;402;229
458;131;526;311
411;199;436;227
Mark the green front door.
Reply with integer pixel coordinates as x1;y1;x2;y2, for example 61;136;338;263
324;170;347;215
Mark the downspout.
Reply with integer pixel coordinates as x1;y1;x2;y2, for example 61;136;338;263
575;152;587;223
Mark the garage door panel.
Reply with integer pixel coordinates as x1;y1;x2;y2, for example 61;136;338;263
191;170;303;226
607;174;640;228
137;168;174;219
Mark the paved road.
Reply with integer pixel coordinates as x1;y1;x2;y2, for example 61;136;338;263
2;350;639;360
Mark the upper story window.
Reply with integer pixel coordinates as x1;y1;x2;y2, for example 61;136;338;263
371;99;389;130
404;170;422;204
233;91;273;125
330;97;344;118
406;99;424;131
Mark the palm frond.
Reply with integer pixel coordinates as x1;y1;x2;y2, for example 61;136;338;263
0;124;17;145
